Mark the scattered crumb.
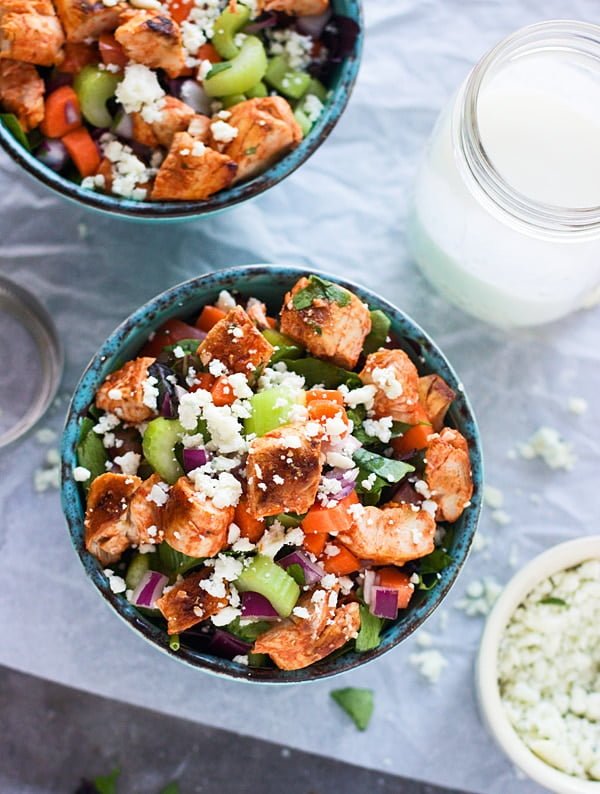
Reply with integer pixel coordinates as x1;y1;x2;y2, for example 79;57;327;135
455;577;502;617
491;509;511;526
508;543;519;568
484;485;504;509
35;427;57;444
516;427;576;471
416;630;433;648
438;609;449;631
529;493;541;505
409;649;448;684
567;397;588;416
78;223;88;240
33;448;61;492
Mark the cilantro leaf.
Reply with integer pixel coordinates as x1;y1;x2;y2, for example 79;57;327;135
207;62;232;79
540;596;568;607
331;687;374;731
355;604;383;651
352;448;414;483
292;275;351;310
93;769;120;794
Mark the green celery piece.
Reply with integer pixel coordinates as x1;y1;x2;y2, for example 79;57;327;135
212;3;251;59
158;541;203;580
142;418;185;484
331;687;374;731
0;113;30;150
292;275;351;310
262;328;304;364
246;80;268;98
74;65;120;128
159;784;180;794
294;107;312;137
76;417;107;491
169;634;180;652
125;552;151;590
235;555;300;617
265;55;311;100
283;358;362;390
204;36;267;97
363;309;392;355
93;768;120;794
222;93;247;109
305;77;328;102
352;448;414;483
244;386;305;437
286;563;305;586
355;604;383;652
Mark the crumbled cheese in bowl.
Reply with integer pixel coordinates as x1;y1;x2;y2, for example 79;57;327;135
497;559;600;781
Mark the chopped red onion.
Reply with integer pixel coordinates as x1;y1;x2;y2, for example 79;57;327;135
113;112;133;140
179;80;212;115
207;629;252;659
363;569;377;607
390;480;420;505
160;391;174;418
370;586;399;619
130;570;168;609
296;7;332;38
278;550;324;585
182;447;209;473
244;11;279;33
326;467;358;501
241;591;279;621
325;433;361;456
37;139;68;172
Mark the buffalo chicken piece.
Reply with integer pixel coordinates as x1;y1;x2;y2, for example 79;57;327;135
0;59;44;130
360;348;421;425
0;0;64;66
162;476;232;558
156;569;228;635
280;276;371;370
115;8;185;78
84;473;141;565
418;374;455;432
260;0;330;17
128;473;166;546
151;132;238;201
132;97;201;149
214;97;303;183
53;0;122;43
95;356;158;424
337;502;436;565
197;305;274;377
245;424;323;518
425;428;473;523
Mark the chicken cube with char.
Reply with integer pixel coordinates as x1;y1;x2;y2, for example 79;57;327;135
53;0;123;43
213;97;303;184
0;59;44;131
337;502;436;566
128;473;166;546
162;476;232;559
96;356;159;425
279;276;371;370
418;374;455;432
245;424;322;519
360;348;421;425
132;98;206;149
0;0;64;66
84;472;141;565
259;0;330;17
425;427;473;523
151;132;238;201
156;569;228;635
115;8;184;79
254;590;360;671
197;305;273;378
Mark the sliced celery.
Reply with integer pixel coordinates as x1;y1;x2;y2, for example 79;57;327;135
262;328;304;364
212;4;251;59
125;552;151;590
246;80;268;99
305;77;328;102
142;417;185;484
222;93;247;109
74;65;120;128
265;55;311;100
294;107;312;137
244;386;305;437
204;36;267;97
235;555;300;617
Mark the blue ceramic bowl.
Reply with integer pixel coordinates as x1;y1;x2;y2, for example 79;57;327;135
61;265;483;683
0;3;362;222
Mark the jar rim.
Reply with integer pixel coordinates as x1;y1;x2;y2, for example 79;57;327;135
459;20;600;234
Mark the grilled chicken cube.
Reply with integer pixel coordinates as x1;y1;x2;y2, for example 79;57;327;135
337;503;436;565
0;0;64;66
0;59;44;130
360;349;421;424
129;473;166;546
280;276;371;370
418;374;455;432
245;297;270;330
151;132;237;201
254;592;360;671
197;305;273;377
245;424;322;519
132;97;201;149
84;472;141;565
425;428;473;523
115;8;184;78
96;356;158;424
260;0;330;17
53;0;122;43
163;476;232;558
156;569;228;635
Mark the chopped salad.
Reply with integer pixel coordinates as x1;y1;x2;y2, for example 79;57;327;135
76;275;474;671
0;1;358;202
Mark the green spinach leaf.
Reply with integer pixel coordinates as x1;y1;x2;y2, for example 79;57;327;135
330;687;374;731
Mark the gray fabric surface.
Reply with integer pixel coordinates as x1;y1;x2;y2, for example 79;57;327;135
0;2;598;792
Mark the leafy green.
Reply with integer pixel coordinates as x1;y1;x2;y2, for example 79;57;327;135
0;113;30;150
292;275;351;310
354;469;388;505
415;547;453;590
161;338;203;356
331;687;374;731
286;563;305;586
283;358;362;389
158;542;204;580
540;596;568;607
272;512;306;528
76;417;107;491
228;618;272;643
207;61;233;79
262;328;304;364
247;652;269;667
93;768;120;794
353;448;414;483
363;310;391;355
355;604;383;652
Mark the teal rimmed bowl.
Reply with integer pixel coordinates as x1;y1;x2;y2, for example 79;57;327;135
61;265;484;683
0;3;362;223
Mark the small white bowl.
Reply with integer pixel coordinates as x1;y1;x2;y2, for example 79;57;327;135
476;535;600;794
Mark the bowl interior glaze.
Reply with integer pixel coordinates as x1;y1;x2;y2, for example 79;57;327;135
61;265;483;683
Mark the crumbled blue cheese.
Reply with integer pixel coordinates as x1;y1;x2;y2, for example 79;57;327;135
339;383;376;411
113;451;141;476
210;119;239;143
115;64;165;123
268;29;313;70
363;416;393;444
303;93;324;124
103;568;127;594
33;448;61;492
35;427;57;444
73;466;91;482
567;397;588;416
517;427;576;471
189;469;242;508
455;577;501;616
258;363;305;392
409;649;448;684
371;366;403;399
100;134;155;201
484;485;504;509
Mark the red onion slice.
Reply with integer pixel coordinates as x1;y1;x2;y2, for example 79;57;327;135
278;550;324;585
370;586;399;619
130;570;168;609
113;112;133;140
179;80;212;115
207;629;252;659
363;569;377;607
325;467;358;501
241;591;279;621
37;139;69;172
296;7;332;38
182;447;209;473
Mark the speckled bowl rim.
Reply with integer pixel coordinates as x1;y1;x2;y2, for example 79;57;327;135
476;535;600;794
61;264;484;683
0;2;362;222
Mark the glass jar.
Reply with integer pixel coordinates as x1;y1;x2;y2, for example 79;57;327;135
408;21;600;328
